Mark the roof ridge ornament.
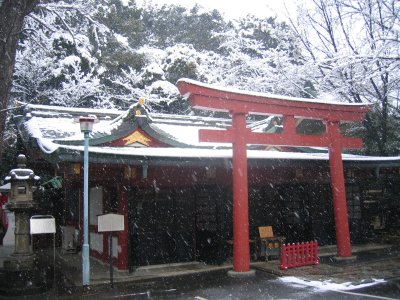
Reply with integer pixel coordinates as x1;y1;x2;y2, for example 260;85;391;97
125;97;151;123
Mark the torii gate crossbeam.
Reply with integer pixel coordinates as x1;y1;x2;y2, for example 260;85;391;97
177;79;370;274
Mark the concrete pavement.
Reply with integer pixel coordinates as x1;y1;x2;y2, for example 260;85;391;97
254;244;400;285
1;242;399;298
56;243;399;287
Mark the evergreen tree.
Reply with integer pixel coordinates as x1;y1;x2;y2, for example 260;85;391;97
0;0;39;158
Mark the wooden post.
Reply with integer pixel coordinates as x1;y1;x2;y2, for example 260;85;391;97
117;186;129;270
231;113;250;272
327;121;352;257
109;232;114;288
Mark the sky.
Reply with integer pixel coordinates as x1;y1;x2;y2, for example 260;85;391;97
134;0;297;21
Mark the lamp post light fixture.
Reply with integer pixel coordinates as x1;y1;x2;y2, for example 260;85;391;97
79;116;95;287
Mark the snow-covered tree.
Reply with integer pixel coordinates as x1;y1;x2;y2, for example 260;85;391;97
0;0;39;158
213;16;313;98
13;1;113;108
9;1;318;119
289;0;400;155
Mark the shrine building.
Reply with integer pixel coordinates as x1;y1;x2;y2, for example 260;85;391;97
12;79;400;271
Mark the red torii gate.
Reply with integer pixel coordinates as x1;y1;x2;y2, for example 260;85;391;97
177;79;370;274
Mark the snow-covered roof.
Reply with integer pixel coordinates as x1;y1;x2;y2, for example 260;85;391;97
39;143;400;162
14;103;400;167
19;102;232;148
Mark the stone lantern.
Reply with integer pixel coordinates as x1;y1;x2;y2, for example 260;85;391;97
0;154;42;295
4;154;39;269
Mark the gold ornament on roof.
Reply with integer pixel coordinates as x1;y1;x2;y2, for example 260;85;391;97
134;97;146;116
122;130;151;146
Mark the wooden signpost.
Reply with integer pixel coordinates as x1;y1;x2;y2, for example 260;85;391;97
98;213;125;288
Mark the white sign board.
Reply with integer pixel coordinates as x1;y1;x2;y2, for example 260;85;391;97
30;215;56;234
98;213;124;232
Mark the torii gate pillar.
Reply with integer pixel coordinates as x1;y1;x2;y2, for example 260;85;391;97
231;113;251;271
177;79;370;273
327;121;352;257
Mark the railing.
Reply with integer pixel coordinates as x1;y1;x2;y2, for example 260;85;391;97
280;241;319;269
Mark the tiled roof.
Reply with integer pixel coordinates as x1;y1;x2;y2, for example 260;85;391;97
14;103;400;167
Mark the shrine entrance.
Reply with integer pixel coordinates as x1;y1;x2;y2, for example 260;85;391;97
178;79;370;273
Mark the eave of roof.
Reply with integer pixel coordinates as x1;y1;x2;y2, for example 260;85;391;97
33;138;400;168
15;103;400;169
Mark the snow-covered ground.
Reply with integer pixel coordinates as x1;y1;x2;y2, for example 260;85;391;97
279;276;385;291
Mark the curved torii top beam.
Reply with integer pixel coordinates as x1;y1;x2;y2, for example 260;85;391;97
177;78;371;149
177;78;370;122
